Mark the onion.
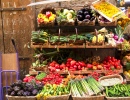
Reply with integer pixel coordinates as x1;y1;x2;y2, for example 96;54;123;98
113;35;118;40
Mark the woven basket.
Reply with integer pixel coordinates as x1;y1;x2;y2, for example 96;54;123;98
98;74;123;87
41;94;70;100
86;31;105;47
49;41;67;45
38;7;56;27
6;95;36;100
72;95;104;100
117;43;130;51
68;40;85;45
98;21;117;26
106;97;130;100
77;19;95;26
31;66;48;72
87;41;104;46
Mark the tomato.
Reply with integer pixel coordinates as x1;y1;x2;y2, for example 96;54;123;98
49;62;55;67
78;61;86;67
78;65;82;70
73;65;77;69
70;60;76;66
60;63;66;69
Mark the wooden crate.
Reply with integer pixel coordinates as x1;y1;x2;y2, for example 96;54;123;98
6;95;37;100
41;94;70;100
106;97;130;100
72;95;104;100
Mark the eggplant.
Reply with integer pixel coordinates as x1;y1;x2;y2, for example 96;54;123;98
77;10;83;15
85;15;91;19
77;15;84;21
84;11;89;16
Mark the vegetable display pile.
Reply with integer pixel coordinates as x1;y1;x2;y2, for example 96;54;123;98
49;36;68;45
23;75;35;83
36;83;70;100
7;80;43;96
119;40;130;51
23;73;47;84
92;1;120;18
113;25;125;44
77;8;96;22
103;56;122;70
31;31;49;44
105;84;130;97
48;58;86;72
37;11;56;24
42;73;63;85
98;15;110;23
48;56;122;72
56;9;76;23
23;72;63;85
100;77;122;86
71;76;104;97
32;59;48;69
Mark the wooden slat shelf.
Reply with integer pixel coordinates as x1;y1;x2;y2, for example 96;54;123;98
29;69;123;75
56;69;123;74
31;43;116;49
37;25;116;29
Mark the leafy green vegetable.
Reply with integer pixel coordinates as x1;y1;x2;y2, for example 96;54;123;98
105;84;130;97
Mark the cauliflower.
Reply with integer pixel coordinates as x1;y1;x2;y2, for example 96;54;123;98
68;19;74;22
63;9;69;15
67;12;72;20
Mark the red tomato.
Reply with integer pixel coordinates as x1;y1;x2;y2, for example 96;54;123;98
78;65;82;70
70;60;76;66
60;63;66;69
